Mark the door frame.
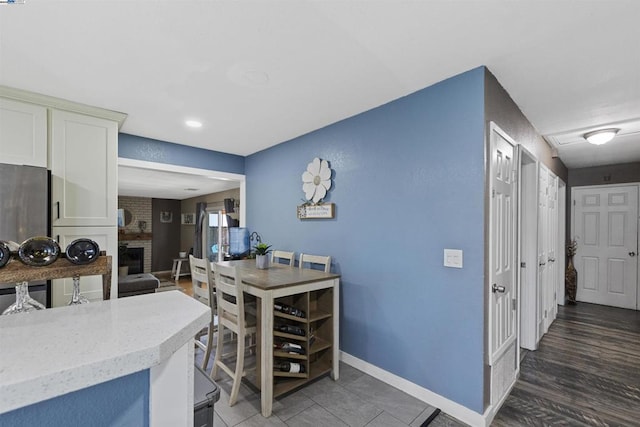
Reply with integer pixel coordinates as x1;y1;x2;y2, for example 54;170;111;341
517;145;539;351
557;181;567;307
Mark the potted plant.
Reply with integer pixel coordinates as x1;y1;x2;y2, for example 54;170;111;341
253;243;272;269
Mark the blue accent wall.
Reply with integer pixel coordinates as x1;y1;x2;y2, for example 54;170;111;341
246;68;487;412
119;133;245;175
114;67;488;412
0;370;149;427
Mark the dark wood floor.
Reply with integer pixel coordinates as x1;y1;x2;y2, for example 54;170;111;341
492;302;640;427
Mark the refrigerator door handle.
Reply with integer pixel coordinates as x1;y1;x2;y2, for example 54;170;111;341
56;201;60;219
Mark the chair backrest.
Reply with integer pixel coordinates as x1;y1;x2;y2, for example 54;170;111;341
214;263;244;334
271;250;295;266
189;254;212;304
298;253;331;273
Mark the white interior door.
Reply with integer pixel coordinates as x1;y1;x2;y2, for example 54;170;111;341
489;123;518;407
545;172;558;331
518;147;539;351
537;166;549;337
572;185;639;310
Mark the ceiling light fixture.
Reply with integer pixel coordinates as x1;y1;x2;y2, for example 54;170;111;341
185;120;202;128
583;128;619;145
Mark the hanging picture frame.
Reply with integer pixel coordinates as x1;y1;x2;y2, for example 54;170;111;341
181;213;195;225
160;211;173;223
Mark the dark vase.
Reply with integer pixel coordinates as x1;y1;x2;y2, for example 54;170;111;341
565;256;577;304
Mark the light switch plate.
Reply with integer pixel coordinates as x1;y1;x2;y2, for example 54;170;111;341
444;249;463;268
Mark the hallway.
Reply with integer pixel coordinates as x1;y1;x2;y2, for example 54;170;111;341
493;302;640;426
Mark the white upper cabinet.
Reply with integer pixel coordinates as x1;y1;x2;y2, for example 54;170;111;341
0;98;47;167
50;109;118;227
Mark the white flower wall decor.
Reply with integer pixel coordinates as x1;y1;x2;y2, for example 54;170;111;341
298;157;335;219
301;157;332;204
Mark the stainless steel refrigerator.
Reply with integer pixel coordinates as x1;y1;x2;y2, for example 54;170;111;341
0;163;49;312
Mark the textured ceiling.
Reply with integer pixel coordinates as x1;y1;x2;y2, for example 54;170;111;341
1;0;639;197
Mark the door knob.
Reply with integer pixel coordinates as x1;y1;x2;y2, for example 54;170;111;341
548;258;555;263
539;261;546;266
492;283;506;293
630;252;637;257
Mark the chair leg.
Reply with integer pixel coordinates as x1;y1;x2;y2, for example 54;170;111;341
210;323;225;380
228;332;246;407
201;323;214;371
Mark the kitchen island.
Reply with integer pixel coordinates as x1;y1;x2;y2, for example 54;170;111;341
0;291;209;426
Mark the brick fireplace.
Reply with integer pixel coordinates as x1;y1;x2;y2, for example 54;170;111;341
118;196;152;273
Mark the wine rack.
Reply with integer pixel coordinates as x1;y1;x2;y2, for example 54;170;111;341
0;254;113;300
273;287;334;397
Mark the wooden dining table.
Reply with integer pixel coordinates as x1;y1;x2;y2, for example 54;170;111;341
216;259;340;417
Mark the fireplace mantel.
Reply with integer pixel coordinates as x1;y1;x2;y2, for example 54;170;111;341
118;233;152;241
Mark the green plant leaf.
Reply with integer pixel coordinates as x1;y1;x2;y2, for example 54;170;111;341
253;243;272;255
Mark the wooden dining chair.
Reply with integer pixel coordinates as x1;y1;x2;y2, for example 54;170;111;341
298;253;331;273
189;254;216;370
211;263;257;406
271;250;295;266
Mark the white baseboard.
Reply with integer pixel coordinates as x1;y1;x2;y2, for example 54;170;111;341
340;351;489;427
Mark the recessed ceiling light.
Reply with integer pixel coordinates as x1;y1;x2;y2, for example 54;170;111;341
185;120;202;128
583;128;619;145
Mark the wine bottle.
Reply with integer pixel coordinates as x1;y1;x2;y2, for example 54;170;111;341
274;360;306;374
65;238;100;265
274;301;306;318
274;323;305;337
274;341;305;355
0;241;10;268
17;236;61;266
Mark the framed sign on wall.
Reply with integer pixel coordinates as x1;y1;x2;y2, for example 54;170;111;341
181;213;195;225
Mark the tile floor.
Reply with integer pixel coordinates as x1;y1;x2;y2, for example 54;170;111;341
196;349;466;427
181;276;640;426
182;275;466;426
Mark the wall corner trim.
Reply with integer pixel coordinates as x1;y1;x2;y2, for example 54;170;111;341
340;351;489;427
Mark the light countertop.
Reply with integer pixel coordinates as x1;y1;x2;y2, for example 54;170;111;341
0;291;209;414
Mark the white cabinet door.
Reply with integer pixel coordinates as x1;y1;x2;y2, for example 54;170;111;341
50;109;118;227
51;226;118;307
0;98;47;167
